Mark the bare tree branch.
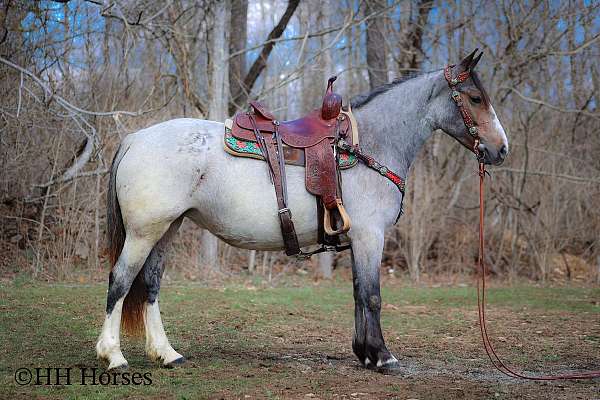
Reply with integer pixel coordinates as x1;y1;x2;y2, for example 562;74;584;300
227;0;402;60
34;168;109;188
0;56;151;117
500;85;600;119
51;0;146;26
1;56;149;188
229;0;300;111
494;168;600;184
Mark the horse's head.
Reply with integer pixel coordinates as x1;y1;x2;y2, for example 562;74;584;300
434;50;508;165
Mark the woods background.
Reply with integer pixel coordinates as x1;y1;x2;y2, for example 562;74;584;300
1;0;599;284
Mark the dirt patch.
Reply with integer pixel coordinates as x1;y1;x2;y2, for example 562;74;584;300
1;283;598;399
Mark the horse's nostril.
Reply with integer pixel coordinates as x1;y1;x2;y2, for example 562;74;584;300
499;144;508;157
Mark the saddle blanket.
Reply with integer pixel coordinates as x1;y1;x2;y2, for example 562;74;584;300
223;118;358;169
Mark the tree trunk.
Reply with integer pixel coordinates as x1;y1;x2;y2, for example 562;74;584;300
208;0;230;121
398;0;433;72
200;0;231;270
315;251;334;280
247;250;256;274
228;0;248;116
365;0;387;89
229;0;300;110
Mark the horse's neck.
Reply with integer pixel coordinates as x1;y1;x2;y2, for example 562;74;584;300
352;72;439;178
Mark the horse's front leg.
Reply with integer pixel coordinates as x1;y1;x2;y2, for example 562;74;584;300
349;228;399;369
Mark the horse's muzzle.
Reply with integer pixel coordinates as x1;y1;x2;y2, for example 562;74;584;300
480;143;508;166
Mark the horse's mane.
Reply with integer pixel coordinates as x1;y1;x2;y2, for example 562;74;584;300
350;68;490;109
350;70;432;109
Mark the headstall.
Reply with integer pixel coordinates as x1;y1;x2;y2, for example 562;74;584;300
444;64;484;162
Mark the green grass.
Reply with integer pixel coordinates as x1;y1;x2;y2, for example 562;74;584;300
0;281;598;399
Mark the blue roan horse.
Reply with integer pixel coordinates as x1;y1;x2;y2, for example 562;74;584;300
96;51;508;371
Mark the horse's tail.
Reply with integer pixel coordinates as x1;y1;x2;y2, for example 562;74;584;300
106;144;146;337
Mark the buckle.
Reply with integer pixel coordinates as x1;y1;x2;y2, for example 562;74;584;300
278;207;292;218
296;252;312;261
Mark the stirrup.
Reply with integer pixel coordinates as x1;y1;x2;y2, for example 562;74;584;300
323;199;351;236
295;243;352;261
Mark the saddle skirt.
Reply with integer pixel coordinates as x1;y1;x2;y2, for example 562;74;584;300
224;107;359;170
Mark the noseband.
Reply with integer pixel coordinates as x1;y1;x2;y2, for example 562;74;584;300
444;64;483;162
444;64;600;380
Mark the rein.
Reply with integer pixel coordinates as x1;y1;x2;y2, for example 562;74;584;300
477;162;600;380
445;63;600;381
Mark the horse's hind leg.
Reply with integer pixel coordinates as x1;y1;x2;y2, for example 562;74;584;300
96;230;165;370
143;218;185;367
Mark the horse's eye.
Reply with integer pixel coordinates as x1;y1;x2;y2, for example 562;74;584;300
470;95;482;104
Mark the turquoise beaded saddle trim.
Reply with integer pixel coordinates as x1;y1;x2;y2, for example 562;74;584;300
224;127;358;169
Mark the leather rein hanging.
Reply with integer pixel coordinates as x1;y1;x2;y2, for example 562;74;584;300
445;64;600;381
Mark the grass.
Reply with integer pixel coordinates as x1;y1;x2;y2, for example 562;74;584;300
0;280;598;399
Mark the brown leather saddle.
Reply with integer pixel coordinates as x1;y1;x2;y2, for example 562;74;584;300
227;77;355;257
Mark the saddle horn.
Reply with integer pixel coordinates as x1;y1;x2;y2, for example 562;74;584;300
321;76;342;120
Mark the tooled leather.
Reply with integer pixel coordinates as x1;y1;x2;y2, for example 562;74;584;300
304;140;338;209
232;109;348;148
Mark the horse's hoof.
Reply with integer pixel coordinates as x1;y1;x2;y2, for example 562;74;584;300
363;357;403;375
107;363;128;372
375;360;404;375
164;356;186;368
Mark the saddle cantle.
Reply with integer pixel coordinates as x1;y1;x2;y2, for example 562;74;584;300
224;76;358;256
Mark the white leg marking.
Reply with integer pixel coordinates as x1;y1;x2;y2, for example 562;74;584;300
145;300;183;365
96;298;128;370
376;355;398;367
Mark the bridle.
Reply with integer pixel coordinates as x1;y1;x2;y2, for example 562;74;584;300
444;64;484;161
444;64;600;381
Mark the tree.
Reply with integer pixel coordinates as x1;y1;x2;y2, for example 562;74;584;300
198;0;232;270
397;0;433;72
228;0;248;116
228;0;300;112
365;0;387;89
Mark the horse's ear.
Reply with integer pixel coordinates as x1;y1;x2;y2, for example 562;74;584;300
458;49;478;71
470;51;483;70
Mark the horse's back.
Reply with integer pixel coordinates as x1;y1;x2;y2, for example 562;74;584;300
126;118;222;145
114;118;223;233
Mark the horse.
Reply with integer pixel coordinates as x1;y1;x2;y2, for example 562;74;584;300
96;51;508;372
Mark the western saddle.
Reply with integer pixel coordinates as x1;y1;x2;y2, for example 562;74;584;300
225;77;357;257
